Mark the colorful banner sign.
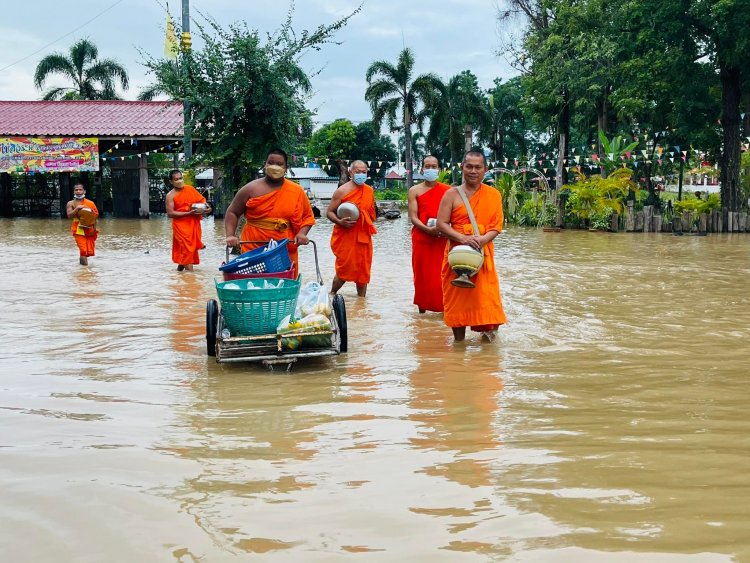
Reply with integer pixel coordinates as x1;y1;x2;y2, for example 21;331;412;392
0;137;99;173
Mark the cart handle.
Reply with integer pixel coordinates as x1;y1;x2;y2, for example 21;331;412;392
226;239;324;286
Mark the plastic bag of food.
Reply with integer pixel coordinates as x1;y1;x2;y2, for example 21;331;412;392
277;314;304;335
296;282;331;317
296;313;332;332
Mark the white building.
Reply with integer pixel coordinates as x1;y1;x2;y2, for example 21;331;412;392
287;167;339;199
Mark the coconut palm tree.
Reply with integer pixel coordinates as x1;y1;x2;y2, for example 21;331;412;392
34;39;129;100
420;71;491;165
478;78;528;163
365;48;441;188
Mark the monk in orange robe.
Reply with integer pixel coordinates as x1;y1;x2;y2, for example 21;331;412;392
225;149;315;276
166;170;212;271
437;150;507;342
408;155;449;313
327;160;377;297
66;182;99;266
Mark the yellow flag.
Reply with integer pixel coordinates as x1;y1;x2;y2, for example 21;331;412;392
164;14;179;59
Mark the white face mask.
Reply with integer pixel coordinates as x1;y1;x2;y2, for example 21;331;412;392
74;193;85;200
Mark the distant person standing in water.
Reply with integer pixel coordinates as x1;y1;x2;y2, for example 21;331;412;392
66;182;99;266
408;155;449;313
166;170;211;272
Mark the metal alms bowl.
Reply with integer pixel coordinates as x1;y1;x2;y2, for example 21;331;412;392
448;245;484;288
336;202;360;220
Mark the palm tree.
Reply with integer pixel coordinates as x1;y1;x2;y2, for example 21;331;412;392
34;39;129;100
365;48;441;188
478;78;528;163
420;71;490;165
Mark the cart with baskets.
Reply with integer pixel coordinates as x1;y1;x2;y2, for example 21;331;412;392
205;239;347;369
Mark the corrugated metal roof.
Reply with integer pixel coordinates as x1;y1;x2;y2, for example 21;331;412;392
0;100;183;137
288;167;335;179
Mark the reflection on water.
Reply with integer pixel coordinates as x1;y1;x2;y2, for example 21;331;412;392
0;216;748;561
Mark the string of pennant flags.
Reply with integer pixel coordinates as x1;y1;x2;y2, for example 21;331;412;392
288;137;750;177
100;138;182;161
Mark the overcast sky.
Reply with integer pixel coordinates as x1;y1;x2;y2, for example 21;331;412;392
0;0;518;129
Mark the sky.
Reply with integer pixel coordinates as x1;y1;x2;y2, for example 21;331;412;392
0;0;519;129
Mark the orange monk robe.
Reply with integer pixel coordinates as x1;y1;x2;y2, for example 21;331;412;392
412;182;450;312
70;198;99;257
442;184;507;331
331;184;378;284
172;184;206;265
240;179;316;276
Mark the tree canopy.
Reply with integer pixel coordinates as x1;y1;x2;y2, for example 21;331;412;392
34;38;129;100
142;7;360;187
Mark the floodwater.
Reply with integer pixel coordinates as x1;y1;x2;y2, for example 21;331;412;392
1;215;749;562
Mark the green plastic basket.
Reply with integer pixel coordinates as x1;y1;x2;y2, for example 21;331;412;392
215;276;301;336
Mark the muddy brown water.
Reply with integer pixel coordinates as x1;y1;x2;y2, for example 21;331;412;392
1;216;748;562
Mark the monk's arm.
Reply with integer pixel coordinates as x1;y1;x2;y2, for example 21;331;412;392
326;190;354;228
66;201;78;218
436;192;480;249
407;187;435;235
479;230;499;246
224;186;251;242
326;190;342;224
166;192;196;219
293;224;312;245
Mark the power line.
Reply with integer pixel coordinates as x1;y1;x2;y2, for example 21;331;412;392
0;0;126;74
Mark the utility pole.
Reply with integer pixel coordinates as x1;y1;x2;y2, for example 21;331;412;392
181;0;192;162
677;157;684;201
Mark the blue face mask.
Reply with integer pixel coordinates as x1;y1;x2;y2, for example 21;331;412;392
422;169;439;182
353;173;367;185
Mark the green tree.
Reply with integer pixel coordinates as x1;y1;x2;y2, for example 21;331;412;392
142;8;360;201
421;71;491;164
365;48;441;188
354;121;397;163
690;0;750;211
306;118;357;184
33;38;129;100
479;77;528;162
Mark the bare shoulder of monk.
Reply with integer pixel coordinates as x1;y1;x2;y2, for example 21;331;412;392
335;182;358;199
409;182;431;197
246;177;280;198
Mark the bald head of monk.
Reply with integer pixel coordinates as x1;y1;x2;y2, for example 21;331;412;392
461;150;488;188
73;183;86;200
349;160;367;174
423;155;440;169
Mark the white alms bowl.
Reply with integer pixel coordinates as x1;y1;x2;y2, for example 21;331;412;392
448;245;484;272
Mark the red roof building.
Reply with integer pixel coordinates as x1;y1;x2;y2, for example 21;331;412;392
0;100;183;138
0;101;187;218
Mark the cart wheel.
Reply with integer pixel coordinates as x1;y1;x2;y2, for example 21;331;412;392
206;299;218;357
332;294;347;353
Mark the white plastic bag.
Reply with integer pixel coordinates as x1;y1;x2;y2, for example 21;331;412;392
295;282;331;317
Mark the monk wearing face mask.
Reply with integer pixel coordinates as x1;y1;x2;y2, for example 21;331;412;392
327;160;377;297
225;148;316;276
166;169;211;272
408;154;449;313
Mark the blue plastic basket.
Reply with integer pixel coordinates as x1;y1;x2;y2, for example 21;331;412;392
220;239;291;275
216;275;301;336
